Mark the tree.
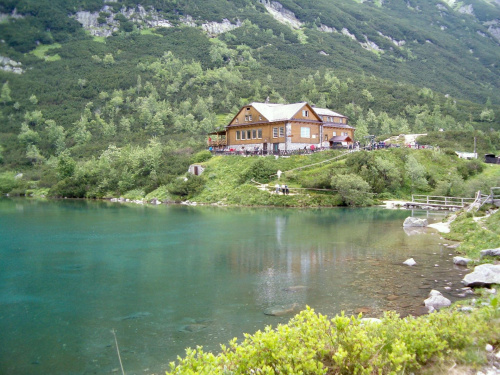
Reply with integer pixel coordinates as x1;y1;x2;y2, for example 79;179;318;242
405;155;428;192
45;119;66;155
1;81;12;105
331;174;372;206
18;122;41;145
57;150;76;179
26;144;45;165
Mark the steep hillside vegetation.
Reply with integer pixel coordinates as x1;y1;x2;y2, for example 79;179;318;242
0;0;499;197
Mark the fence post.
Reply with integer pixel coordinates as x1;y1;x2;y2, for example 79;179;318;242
427;196;429;204
445;197;448;206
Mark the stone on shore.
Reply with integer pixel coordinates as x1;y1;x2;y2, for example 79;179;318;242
453;256;472;266
462;264;500;287
480;248;500;258
403;217;428;227
424;290;451;310
403;258;417;266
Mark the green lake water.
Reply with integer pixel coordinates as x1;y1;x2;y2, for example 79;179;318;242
0;199;470;374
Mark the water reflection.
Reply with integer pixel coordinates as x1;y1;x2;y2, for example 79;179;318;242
0;199;467;375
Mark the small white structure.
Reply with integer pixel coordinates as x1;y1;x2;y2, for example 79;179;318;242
455;151;477;160
188;164;205;176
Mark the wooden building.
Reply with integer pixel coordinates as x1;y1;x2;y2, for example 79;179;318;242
208;102;354;153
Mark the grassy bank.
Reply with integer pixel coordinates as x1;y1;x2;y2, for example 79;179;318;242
444;207;500;261
190;148;496;207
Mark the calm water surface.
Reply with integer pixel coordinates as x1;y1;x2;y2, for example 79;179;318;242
0;199;469;374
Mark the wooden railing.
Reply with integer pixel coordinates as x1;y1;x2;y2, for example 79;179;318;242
410;195;476;208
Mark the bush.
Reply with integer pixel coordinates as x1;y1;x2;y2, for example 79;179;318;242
167;305;500;375
332;173;373;206
239;158;276;184
168;175;205;198
0;172;20;194
190;150;212;164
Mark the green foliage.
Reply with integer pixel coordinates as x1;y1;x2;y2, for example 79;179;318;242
238;158;276;184
167;305;500;375
445;209;500;259
168;175;205;199
190;150;212;164
0;172;20;194
331;173;373;206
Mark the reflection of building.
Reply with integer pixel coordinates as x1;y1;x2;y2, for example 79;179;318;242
208;102;354;152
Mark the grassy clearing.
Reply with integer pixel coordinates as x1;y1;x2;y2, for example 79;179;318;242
30;43;62;61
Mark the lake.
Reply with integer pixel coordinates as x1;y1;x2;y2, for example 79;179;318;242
0;199;469;374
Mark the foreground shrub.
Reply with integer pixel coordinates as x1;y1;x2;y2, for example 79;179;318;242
167;305;499;375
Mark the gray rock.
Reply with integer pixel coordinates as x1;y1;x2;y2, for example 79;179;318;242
424;289;451;310
462;264;500;287
480;248;500;258
403;258;417;266
403;217;428;227
264;303;299;316
453;256;472;266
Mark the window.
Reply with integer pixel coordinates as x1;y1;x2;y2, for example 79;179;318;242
248;115;252;121
241;131;246;140
279;127;284;137
247;130;252;139
258;129;262;139
333;131;337;136
325;134;328;141
244;115;248;122
252;129;257;139
246;107;250;111
300;127;310;138
236;131;240;140
259;115;262;121
235;118;239;124
302;109;309;117
273;127;278;138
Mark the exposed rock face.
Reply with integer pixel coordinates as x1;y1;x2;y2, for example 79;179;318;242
462;264;500;287
74;5;172;37
458;4;474;15
260;0;303;29
201;19;242;36
480;248;500;258
0;56;24;74
424;290;451;311
319;24;336;33
453;256;472;266
403;217;428;227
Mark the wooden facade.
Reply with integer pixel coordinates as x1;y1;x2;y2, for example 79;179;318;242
208;102;354;152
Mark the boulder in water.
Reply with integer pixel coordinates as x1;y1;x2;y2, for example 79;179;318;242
424;290;451;310
453;256;472;266
403;217;428;228
403;258;417;266
263;303;299;316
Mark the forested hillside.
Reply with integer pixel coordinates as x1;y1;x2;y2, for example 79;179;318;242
0;0;499;198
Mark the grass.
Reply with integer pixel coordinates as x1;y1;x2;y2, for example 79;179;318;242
445;208;500;260
93;36;106;43
140;28;164;37
30;43;62;61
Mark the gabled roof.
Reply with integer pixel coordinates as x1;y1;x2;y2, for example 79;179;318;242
312;107;347;118
250;102;311;122
330;135;353;142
